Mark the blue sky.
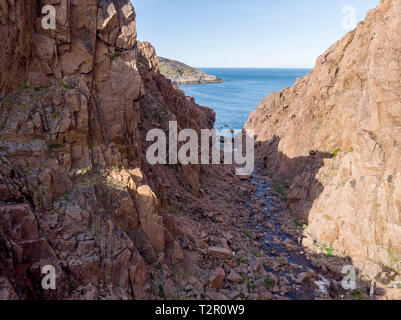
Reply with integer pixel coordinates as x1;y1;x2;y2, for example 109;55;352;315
132;0;379;68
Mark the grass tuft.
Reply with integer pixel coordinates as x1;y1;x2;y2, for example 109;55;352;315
332;148;341;158
264;277;275;289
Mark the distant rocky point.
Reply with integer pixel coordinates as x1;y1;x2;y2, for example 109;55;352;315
158;57;223;85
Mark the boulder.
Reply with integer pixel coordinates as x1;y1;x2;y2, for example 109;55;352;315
208;247;233;260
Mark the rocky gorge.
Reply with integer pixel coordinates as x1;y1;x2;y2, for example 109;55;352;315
0;0;400;301
245;0;401;292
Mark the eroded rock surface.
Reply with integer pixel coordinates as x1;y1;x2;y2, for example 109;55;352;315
0;0;217;300
245;0;401;279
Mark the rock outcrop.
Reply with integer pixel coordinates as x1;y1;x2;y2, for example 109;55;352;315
158;57;223;85
2;0;399;301
245;0;401;277
3;0;318;302
0;0;216;300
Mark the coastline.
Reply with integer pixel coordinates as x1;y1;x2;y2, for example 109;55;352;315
175;78;224;85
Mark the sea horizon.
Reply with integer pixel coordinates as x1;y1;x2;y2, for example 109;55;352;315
180;68;312;130
193;66;314;70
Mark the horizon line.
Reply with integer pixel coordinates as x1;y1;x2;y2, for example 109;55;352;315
194;66;314;69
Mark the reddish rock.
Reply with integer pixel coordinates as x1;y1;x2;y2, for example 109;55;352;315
0;0;214;300
208;247;233;260
209;267;225;290
245;0;401;277
227;270;244;284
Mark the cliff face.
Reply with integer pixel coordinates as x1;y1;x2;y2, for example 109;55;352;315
0;0;218;300
245;0;401;276
2;0;292;302
158;57;223;85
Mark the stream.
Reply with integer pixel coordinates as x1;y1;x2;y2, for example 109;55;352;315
247;174;331;300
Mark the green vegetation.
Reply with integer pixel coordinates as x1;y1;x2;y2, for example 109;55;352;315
0;124;5;132
241;274;257;292
332;148;342;158
168;207;177;215
294;219;308;230
60;82;69;89
51;112;59;118
273;183;289;202
159;290;166;300
114;50;121;57
326;247;335;258
317;243;336;257
238;257;249;265
152;108;168;124
350;290;366;300
263;277;275;289
62;190;71;201
243;230;252;239
67;278;77;293
167;201;186;217
36;195;43;205
294;219;302;227
388;248;400;264
49;144;63;150
2;98;11;104
247;279;257;292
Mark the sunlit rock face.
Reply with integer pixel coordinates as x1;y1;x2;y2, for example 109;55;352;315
245;0;401;277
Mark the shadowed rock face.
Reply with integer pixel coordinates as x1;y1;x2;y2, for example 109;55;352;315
0;0;215;300
158;57;223;85
245;0;401;277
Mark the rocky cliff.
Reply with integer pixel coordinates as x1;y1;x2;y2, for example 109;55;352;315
1;0;312;301
245;0;401;278
159;57;223;85
0;0;219;300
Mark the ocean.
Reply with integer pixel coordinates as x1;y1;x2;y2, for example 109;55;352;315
179;68;311;131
